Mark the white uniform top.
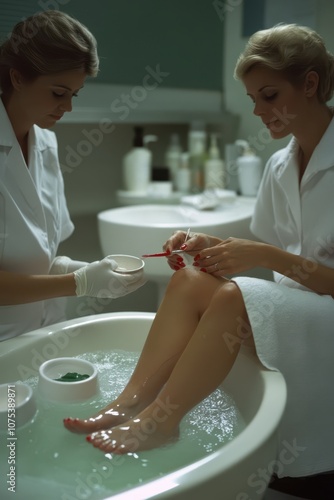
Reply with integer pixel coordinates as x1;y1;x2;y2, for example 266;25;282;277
251;115;334;285
0;99;74;341
233;116;334;477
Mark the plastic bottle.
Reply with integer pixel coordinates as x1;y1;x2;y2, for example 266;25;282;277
224;143;239;191
188;129;206;192
165;134;182;189
149;166;173;196
204;134;225;189
175;152;191;193
235;140;263;196
123;126;157;193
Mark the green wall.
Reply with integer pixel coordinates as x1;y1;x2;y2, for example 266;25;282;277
0;0;224;90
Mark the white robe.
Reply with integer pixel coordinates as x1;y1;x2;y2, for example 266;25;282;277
0;100;74;340
234;117;334;478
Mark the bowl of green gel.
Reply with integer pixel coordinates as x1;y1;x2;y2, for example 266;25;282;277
38;357;98;403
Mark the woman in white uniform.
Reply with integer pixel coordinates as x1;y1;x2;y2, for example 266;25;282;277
0;11;145;341
64;24;334;478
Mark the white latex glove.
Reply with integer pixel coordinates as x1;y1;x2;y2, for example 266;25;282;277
50;256;88;275
73;256;147;298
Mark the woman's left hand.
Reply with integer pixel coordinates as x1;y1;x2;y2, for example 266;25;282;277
195;237;266;276
163;230;213;271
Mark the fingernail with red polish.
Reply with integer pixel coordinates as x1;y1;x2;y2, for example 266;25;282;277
176;257;184;263
194;254;201;261
86;435;92;442
173;265;180;270
193;262;199;267
200;268;207;273
180;244;187;250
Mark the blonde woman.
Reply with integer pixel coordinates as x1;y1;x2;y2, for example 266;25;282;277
65;24;334;480
0;11;146;340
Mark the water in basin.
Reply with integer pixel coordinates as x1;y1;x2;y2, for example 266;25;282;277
0;349;245;500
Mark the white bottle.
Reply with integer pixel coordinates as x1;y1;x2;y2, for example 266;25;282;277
204;133;225;189
175;152;191;193
188;129;206;192
123;127;157;193
165;134;182;189
235;140;262;196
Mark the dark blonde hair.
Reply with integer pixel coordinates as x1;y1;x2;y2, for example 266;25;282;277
0;10;99;94
234;23;334;103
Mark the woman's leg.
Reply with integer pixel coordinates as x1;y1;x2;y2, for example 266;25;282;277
87;280;251;453
64;268;228;433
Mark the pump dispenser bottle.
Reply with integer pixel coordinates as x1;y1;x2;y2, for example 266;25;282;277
175;152;191;193
204;134;225;189
165;134;182;189
188;129;206;192
123;126;157;193
235;140;262;196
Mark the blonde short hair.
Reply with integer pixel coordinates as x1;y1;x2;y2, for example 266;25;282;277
234;23;334;103
0;10;99;94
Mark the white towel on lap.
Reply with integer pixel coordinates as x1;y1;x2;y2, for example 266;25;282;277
233;276;334;478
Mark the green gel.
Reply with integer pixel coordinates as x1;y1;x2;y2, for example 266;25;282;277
54;372;90;382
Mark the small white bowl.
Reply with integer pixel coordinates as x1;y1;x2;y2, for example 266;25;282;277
110;254;145;274
38;357;98;403
0;382;37;429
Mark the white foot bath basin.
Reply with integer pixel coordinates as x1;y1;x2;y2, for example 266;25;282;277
0;312;286;500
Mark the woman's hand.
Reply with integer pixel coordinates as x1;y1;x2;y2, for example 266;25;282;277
163;231;220;271
195;237;266;276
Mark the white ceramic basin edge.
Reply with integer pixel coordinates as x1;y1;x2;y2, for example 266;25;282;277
0;312;286;500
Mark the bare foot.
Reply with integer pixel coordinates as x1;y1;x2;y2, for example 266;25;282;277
87;417;179;454
63;394;145;434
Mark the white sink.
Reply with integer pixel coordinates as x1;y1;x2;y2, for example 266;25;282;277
98;198;256;302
